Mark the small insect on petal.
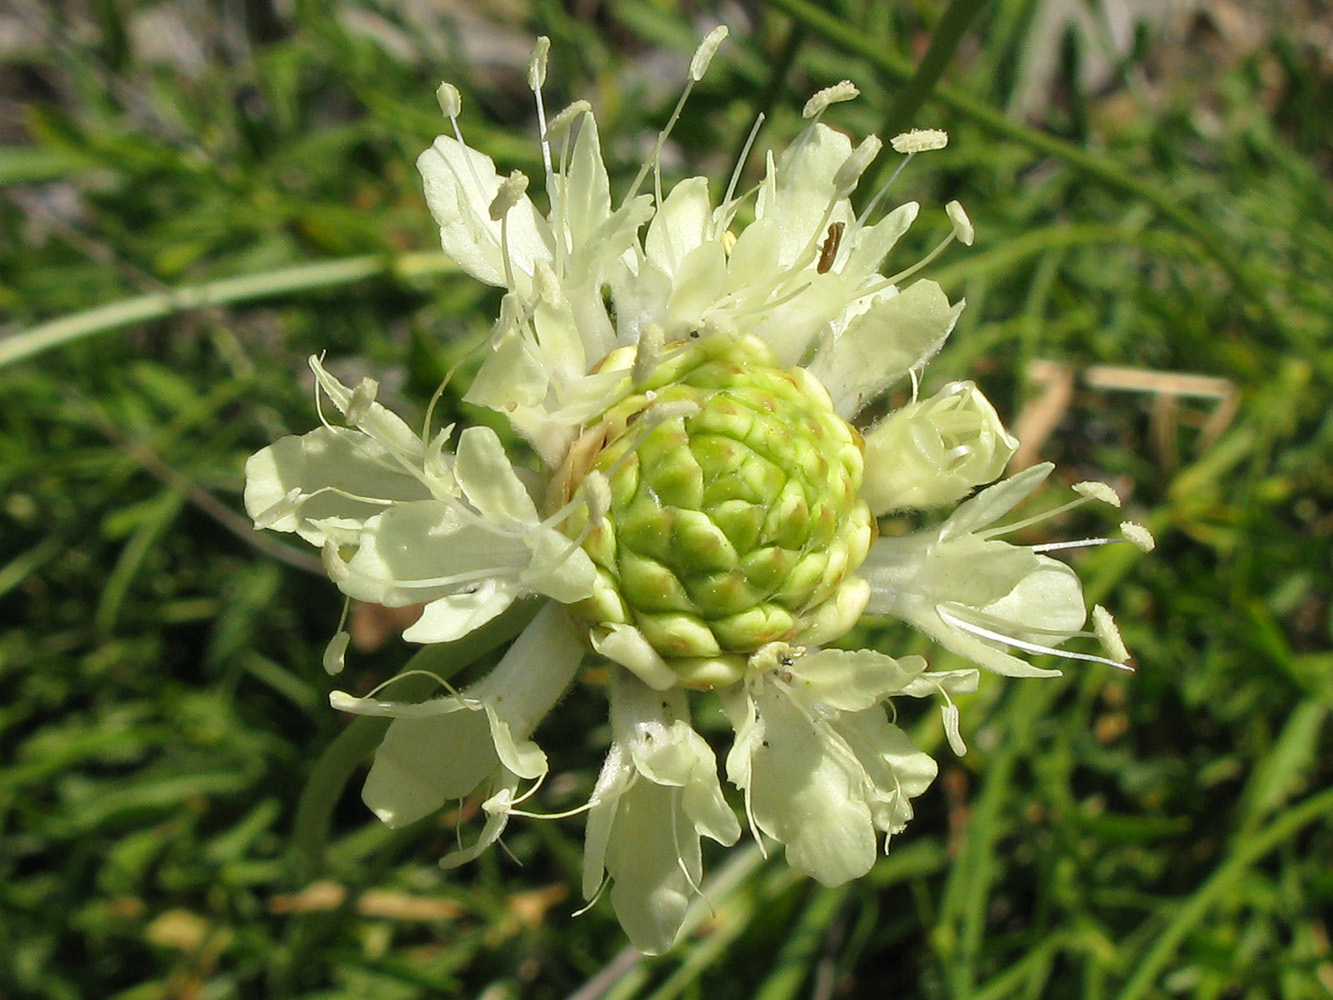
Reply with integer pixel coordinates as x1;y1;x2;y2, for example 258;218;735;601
818;222;845;274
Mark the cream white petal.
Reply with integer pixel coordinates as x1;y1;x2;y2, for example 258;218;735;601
440;774;520;869
729;683;878;886
472;601;587;734
810;279;962;419
644;177;714;276
309;357;426;462
520;529;597;604
454;425;540;525
841;201;919;284
362;709;498;827
336;500;526;607
833;710;937;835
940;462;1053;540
418;134;552;288
784;648;929;713
404;580;517;643
243;426;431;545
758;123;856;267
617;681;739;847
463;322;550;413
582;742;633;900
554;110;612;258
602;778;700;955
663;240;730;338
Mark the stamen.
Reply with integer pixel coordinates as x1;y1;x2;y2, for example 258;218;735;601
1029;536;1122;553
1073;481;1121;507
528;36;550;90
435;82;461;120
529;37;553;183
945;200;974;247
890;129;948;154
573;875;610;917
544;100;592;143
322;619;351;676
937;604;1135;671
856;165;913;227
490;170;529;292
632;323;664;384
1120;522;1156;552
330;668;468;716
624;28;729;207
719;114;765;227
345;376;378;427
862;222;959;296
981;486;1119;540
252;487;303;530
434;82;487;199
802;80;859;121
689;25;728;81
488;170;529;221
1092;605;1131;664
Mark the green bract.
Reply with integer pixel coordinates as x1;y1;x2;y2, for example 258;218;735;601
557;334;875;687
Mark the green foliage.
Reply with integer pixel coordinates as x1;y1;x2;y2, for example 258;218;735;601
2;1;1330;997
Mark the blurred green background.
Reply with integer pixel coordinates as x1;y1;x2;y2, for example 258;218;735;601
2;1;1331;997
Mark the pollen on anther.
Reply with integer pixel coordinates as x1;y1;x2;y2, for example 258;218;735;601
1073;481;1121;507
1092;605;1131;664
890;128;948;154
802;80;859;119
1120;522;1155;552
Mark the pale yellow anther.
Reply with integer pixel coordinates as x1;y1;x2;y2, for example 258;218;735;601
534;260;564;305
1120;522;1156;552
890;128;948;154
488;170;529;221
802;80;859;118
544;100;592;143
528;36;551;90
945;200;974;247
346;376;379;427
1073;481;1121;507
435;82;461;119
690;26;729;82
1092;605;1131;663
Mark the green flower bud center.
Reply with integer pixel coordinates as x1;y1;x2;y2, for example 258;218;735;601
559;335;874;688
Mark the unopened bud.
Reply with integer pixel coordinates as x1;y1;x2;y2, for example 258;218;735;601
861;381;1017;514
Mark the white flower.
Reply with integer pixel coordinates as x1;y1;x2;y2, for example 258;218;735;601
861;463;1138;678
244;358;597;646
861;380;1019;513
243;31;1146;953
582;670;739;954
327;603;584;865
721;645;975;885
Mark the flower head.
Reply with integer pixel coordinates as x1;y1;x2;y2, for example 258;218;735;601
244;32;1147;954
